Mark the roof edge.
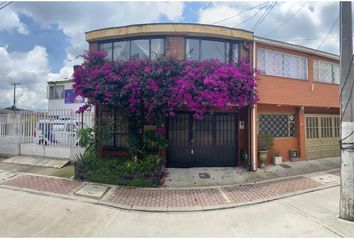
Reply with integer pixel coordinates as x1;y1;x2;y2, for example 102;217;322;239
85;22;253;35
255;36;339;61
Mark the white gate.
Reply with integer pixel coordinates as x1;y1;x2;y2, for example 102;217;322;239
0;109;94;159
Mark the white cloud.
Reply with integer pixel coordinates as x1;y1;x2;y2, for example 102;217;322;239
0;1;185;109
0;46;50;109
12;1;184;62
198;1;340;54
0;9;28;34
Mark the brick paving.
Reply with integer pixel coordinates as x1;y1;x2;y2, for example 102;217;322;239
2;175;83;195
222;176;322;203
0;170;339;210
105;187;226;208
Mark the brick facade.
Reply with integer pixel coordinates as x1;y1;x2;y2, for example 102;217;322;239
255;41;340;164
166;36;185;60
85;24;340;169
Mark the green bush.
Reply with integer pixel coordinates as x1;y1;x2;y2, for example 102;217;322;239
74;121;164;187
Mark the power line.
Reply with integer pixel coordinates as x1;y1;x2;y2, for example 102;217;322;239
316;15;339;50
212;2;269;25
265;1;308;37
0;1;13;10
233;2;270;28
252;1;277;32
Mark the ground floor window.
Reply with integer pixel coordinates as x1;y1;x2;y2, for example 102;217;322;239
99;107;129;149
305;115;340;139
258;113;296;138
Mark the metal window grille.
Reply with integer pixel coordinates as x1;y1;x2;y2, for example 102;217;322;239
259;114;296;138
257;48;308;80
321;117;333;138
306;117;319;139
313;59;340;84
100;107;129;149
334;117;340;137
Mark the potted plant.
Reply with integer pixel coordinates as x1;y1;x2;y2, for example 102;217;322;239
273;151;282;165
258;133;273;168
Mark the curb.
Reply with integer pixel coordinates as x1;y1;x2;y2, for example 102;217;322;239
0;169;341;213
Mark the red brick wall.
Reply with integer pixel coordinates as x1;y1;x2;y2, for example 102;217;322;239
240;41;252;63
166;36;185;60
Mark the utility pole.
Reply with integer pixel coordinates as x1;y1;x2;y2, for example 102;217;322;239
339;1;354;222
10;83;20;111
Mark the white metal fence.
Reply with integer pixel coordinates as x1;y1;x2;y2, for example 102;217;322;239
0;109;94;159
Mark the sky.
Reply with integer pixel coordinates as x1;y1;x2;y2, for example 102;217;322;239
0;1;345;109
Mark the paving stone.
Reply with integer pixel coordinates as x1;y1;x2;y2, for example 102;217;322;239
75;184;110;199
2;175;83;195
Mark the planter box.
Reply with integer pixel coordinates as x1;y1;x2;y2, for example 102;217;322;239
273;156;282;165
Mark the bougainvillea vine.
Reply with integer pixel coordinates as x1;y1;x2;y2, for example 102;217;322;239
73;50;258;120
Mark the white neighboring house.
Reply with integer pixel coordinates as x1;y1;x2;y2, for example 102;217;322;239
47;79;87;112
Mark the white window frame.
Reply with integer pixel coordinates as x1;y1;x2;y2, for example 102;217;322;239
257;47;308;80
313;59;340;84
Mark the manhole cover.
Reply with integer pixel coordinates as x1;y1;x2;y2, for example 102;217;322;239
199;173;210;179
280;164;291;168
75;184;110;199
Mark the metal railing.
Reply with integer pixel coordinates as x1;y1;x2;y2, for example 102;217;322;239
0;109;94;148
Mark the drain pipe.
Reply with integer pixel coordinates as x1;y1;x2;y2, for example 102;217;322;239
252;40;257;172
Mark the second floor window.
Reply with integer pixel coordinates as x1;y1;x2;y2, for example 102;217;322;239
185;38;239;63
313;59;339;84
99;38;165;61
257;48;308;80
49;85;64;99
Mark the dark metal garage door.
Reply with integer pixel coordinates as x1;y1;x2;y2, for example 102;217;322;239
167;112;237;168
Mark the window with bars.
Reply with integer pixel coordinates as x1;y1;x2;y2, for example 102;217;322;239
306;117;319;139
259;114;296;138
100;108;129;149
313;59;340;84
257;48;308;80
306;116;340;139
99;38;165;61
321;117;333;138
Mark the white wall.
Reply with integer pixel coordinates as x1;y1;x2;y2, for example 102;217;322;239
48;81;87;112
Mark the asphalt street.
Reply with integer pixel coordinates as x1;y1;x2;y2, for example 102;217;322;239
0;186;353;237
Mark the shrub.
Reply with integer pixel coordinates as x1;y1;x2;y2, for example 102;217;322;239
258;133;274;151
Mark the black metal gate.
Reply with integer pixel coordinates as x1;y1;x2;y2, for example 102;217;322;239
167;112;237;168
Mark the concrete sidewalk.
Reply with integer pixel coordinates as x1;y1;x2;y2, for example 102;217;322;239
0;167;340;212
165;157;340;187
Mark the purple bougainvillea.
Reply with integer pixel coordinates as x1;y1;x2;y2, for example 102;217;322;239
73;50;258;120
